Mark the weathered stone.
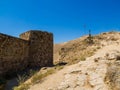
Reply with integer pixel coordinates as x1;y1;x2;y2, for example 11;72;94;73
0;30;53;76
105;50;120;60
20;30;53;67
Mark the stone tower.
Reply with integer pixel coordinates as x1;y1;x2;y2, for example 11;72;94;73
20;30;53;68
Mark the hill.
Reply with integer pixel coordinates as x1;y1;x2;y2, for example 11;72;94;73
54;31;120;64
14;31;120;90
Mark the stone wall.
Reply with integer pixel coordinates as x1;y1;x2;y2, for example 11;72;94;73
0;30;53;76
20;30;53;68
0;33;29;76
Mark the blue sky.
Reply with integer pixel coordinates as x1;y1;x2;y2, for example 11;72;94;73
0;0;120;43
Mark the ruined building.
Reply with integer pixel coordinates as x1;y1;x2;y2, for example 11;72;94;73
0;30;53;76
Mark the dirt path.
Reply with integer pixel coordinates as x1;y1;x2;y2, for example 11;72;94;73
29;64;76;90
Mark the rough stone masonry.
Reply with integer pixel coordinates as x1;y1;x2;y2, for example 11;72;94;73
0;30;53;76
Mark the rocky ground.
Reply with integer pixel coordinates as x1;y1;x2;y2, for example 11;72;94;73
29;44;120;90
14;31;120;90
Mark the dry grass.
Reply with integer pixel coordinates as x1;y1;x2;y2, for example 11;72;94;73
13;65;64;90
54;35;103;65
54;31;120;65
31;65;64;84
13;83;30;90
31;69;55;84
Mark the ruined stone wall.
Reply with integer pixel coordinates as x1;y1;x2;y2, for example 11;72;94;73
0;30;53;76
20;30;53;68
0;33;29;76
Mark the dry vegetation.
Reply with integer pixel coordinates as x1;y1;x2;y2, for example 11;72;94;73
14;31;120;90
13;65;64;90
54;31;120;65
54;36;98;64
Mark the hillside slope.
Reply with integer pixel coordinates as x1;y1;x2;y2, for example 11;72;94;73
16;31;120;90
54;31;120;64
29;39;120;90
